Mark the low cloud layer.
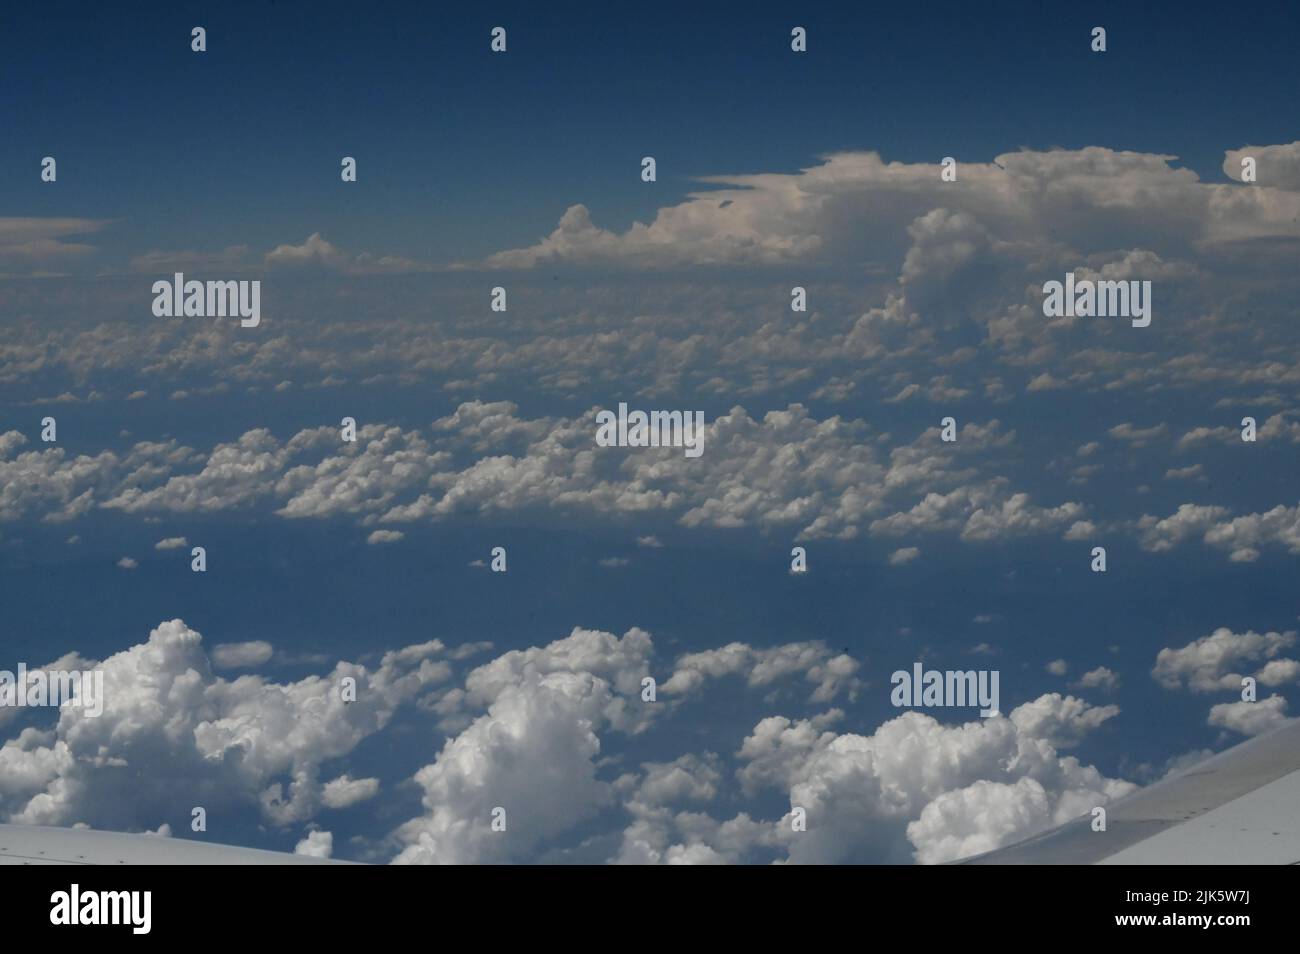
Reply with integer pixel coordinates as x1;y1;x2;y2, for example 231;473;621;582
0;618;1152;864
0;406;1083;546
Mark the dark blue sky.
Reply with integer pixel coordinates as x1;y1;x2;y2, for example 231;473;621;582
4;0;1297;262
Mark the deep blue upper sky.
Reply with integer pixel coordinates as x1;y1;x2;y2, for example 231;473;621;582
4;0;1297;262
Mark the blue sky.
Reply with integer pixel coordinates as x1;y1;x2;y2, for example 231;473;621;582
2;1;1300;864
5;0;1298;262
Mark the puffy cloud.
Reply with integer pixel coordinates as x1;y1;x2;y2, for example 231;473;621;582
1108;422;1168;447
1063;519;1096;541
662;641;860;704
294;830;333;858
266;233;349;269
889;546;921;565
1072;666;1121;693
1008;693;1120;748
211;641;274;670
609;757;783;865
366;529;405;545
0;407;1079;549
265;233;432;275
625;754;723;807
1201;504;1300;561
104;430;289;514
0;619;1162;865
391;626;656;864
278;426;450;520
483;146;1300;270
388;631;1131;865
735;693;1131;864
870;480;1084;542
611;804;777;866
0;432;126;522
960;491;1086;542
1152;627;1298;692
0;619;449;830
321;775;380;809
1136;503;1232;553
393;676;614;863
460;626;654;728
1223;142;1300;190
908;777;1053;865
1177;413;1300;449
485;197;822;269
1207;696;1290;736
1257;658;1300;687
154;536;188;550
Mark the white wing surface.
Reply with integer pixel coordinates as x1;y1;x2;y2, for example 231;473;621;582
0;824;355;865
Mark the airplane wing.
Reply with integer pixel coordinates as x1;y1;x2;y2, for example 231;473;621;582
962;716;1300;864
0;824;356;865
